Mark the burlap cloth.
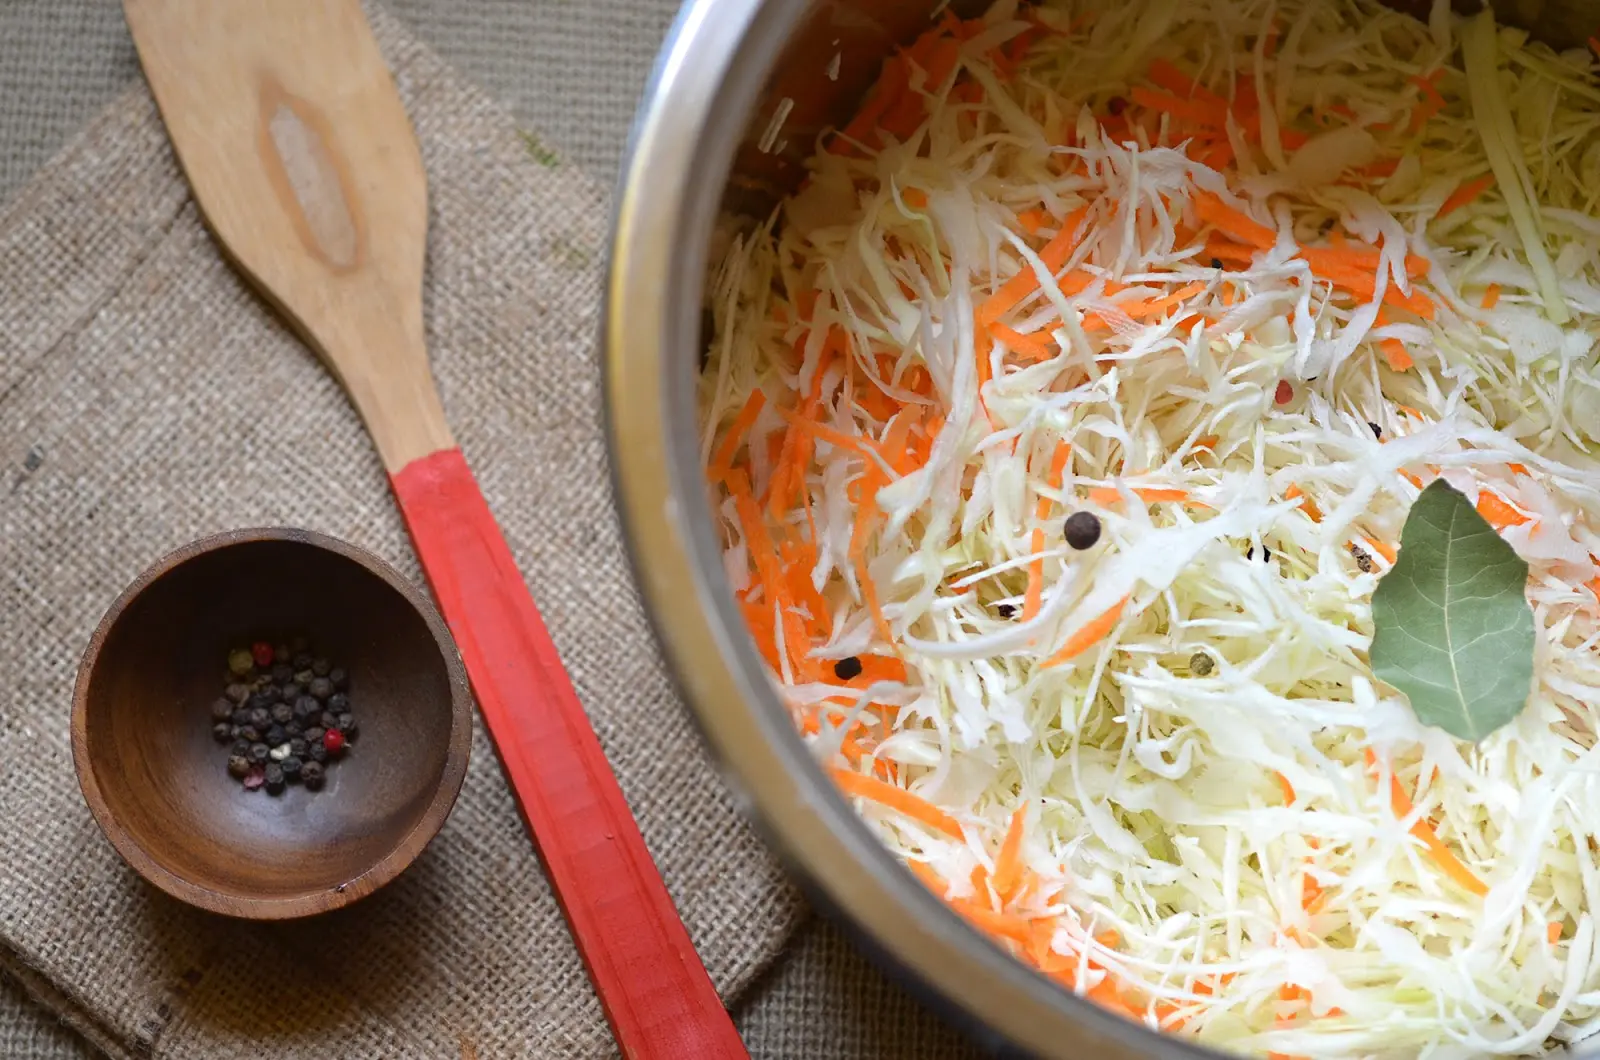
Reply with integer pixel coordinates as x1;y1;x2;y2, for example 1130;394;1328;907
0;1;989;1057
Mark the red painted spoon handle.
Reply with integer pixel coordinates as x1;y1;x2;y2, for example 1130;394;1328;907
391;447;748;1060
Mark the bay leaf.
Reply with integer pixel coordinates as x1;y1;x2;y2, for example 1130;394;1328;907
1370;480;1535;742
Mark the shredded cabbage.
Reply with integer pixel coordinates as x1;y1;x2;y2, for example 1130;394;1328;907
700;0;1600;1054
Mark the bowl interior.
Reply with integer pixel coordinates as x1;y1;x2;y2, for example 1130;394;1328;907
77;534;462;912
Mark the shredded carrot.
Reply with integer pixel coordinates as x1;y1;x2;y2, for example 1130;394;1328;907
992;807;1028;900
1364;750;1488;897
1364;536;1398;565
1023;442;1072;621
1380;338;1414;372
1275;771;1297;805
1131;86;1229;128
708;389;767;481
1509;462;1530;476
907;859;946;893
1087;485;1189;506
1437;174;1495;219
832;767;963;838
1550;921;1564;944
1193;190;1276;249
849;654;910;685
901;187;928;209
1042;594;1132;668
950;899;1033;946
1299;246;1429;280
989;321;1055;361
977;205;1090;325
1194;434;1219;452
1476;490;1531;529
1017;207;1050;234
1408;71;1447;131
1398;468;1425;489
775;405;883;467
1148;58;1226;106
1482;283;1502;309
1284;484;1322;523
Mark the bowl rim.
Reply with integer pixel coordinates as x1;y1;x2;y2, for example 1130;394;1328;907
604;2;1221;1057
70;526;474;920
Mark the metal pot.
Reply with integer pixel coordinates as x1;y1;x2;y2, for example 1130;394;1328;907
603;2;1592;1055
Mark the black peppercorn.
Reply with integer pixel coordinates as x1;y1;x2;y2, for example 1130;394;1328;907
281;756;303;781
227;755;251;778
320;711;339;731
285;720;304;739
1350;543;1374;573
264;763;285;794
996;603;1016;618
302;761;326;790
1189;651;1214;676
327;692;350;713
279;681;303;702
336;713;358;740
294;695;319;720
248;742;271;764
328;667;348;691
289;737;308;758
307;741;328;764
833;656;864;680
1064;511;1101;550
231;706;251;726
305;726;325;745
211;722;233;743
231;738;250;757
210;697;234;722
1368;421;1382;440
265;724;288;746
225;683;251;705
247;706;271;729
311;657;331;677
308;676;334;701
1210;257;1224;269
238;725;262;743
292;652;313;671
270;662;294;685
270;702;294;726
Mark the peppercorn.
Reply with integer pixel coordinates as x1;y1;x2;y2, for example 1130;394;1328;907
1189;651;1214;676
211;722;233;743
281;756;303;782
289;737;308;758
227;649;254;677
227;755;251;779
279;681;303;702
307;742;328;764
209;697;234;722
270;662;294;685
320;711;340;731
247;706;270;729
305;726;325;745
328;667;348;691
311;657;331;677
238;725;262;743
336;713;358;740
225;683;251;705
242;765;266;791
268;702;293;726
248;742;270;764
246;691;273;711
292;652;312;671
833;656;864;680
264;763;285;794
231;739;250;757
1274;379;1293;405
996;603;1016;618
1350;543;1374;573
1106;94;1127;115
265;724;287;746
1368;421;1382;440
251;641;274;668
285;720;304;739
294;695;319;720
1210;257;1223;269
308;676;334;701
294;669;314;687
1064;511;1101;550
302;761;326;790
251;674;272;691
1246;544;1271;561
323;729;346;756
327;692;350;713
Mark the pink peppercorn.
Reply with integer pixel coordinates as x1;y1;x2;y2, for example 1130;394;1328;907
323;729;346;756
1274;379;1293;405
250;641;274;667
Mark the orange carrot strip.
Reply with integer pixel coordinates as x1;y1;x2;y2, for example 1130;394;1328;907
1550;921;1563;944
1299;247;1430;280
1017;207;1050;234
1509;462;1529;476
1437;175;1494;219
1087;485;1189;506
990;321;1055;361
1194;191;1276;249
1042;595;1131;668
1482;283;1502;309
902;188;928;209
708;389;767;480
777;405;884;463
1148;58;1227;105
1364;536;1398;564
832;767;963;838
992;807;1028;900
950;900;1034;946
1408;71;1447;131
853;655;910;684
1398;468;1425;489
1364;750;1488;897
1131;86;1229;128
907;859;946;893
1476;491;1531;529
1284;485;1322;522
1380;338;1414;372
1275;771;1296;805
977;205;1090;325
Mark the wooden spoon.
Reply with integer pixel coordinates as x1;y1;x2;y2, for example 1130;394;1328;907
121;2;748;1056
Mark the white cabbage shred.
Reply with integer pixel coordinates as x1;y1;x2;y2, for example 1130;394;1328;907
700;0;1600;1054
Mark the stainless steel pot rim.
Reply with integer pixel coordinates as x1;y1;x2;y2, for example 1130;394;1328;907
604;2;1230;1057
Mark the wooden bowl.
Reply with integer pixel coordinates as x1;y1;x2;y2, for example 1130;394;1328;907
71;528;473;919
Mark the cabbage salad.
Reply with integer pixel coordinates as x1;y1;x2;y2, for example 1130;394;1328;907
699;0;1600;1054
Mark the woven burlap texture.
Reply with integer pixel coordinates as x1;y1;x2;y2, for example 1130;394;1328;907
0;5;807;1056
